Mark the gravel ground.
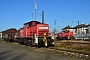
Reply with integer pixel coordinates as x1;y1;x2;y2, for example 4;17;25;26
0;41;90;60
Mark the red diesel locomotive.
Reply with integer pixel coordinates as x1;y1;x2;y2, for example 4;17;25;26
15;21;54;47
56;30;74;40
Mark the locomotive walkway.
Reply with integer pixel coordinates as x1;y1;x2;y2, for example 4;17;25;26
0;41;90;60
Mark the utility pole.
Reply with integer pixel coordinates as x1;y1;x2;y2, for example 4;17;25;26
82;26;84;41
78;21;80;34
42;10;44;24
58;26;61;32
55;20;57;26
54;20;57;47
54;20;57;35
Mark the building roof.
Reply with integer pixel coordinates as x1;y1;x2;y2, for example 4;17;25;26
74;24;87;28
62;25;74;30
62;23;90;31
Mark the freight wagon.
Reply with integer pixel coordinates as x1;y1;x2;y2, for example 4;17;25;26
1;28;17;42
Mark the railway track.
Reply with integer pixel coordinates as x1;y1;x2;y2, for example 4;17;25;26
46;47;90;58
58;41;90;44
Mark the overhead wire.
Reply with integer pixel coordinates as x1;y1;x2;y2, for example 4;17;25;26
44;10;90;25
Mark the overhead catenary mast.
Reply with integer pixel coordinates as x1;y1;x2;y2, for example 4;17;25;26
33;0;37;21
42;10;44;24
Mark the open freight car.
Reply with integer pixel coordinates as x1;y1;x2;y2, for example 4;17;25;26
15;21;54;47
1;28;17;42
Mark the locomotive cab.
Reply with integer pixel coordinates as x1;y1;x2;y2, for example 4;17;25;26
22;21;50;37
24;21;41;27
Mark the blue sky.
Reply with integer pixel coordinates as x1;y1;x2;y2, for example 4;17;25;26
0;0;90;32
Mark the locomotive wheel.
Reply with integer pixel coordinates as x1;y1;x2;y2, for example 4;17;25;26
38;40;42;48
19;42;21;44
38;44;41;48
19;42;22;44
38;42;40;48
26;41;30;46
6;39;9;42
26;42;29;46
26;40;33;46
